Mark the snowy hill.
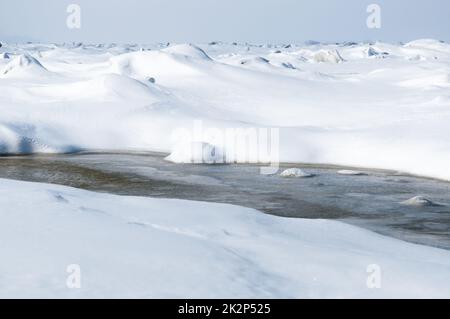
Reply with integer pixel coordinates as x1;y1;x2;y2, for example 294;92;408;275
1;41;450;179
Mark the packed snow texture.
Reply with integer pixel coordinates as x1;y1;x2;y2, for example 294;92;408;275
1;178;450;298
1;40;450;179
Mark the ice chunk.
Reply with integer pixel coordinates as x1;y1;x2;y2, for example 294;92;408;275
401;196;439;207
337;170;367;176
280;168;315;178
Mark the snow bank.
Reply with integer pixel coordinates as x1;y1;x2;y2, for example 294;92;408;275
110;45;209;81
1;53;48;78
1;42;450;180
1;178;449;298
404;39;448;51
313;50;344;63
0;123;68;154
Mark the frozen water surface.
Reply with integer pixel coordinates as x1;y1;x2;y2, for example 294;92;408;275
1;152;449;250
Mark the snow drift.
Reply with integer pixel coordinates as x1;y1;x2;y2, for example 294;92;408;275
313;49;344;63
1;41;450;180
2;53;49;78
1;178;449;298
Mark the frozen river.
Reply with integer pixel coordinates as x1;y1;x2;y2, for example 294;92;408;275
1;152;450;249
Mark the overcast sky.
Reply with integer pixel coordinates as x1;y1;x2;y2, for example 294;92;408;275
1;0;449;43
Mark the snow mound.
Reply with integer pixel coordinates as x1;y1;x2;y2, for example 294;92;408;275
162;44;212;60
110;49;203;80
404;39;448;51
2;53;48;77
3;41;450;180
401;196;440;207
23;73;163;103
0;124;64;154
100;73;163;101
2;178;450;298
280;168;315;178
366;47;389;58
313;50;344;63
337;170;367;176
166;142;225;164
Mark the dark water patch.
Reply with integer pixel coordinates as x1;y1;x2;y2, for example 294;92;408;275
1;153;450;249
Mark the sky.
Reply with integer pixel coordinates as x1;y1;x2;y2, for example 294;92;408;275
1;0;449;44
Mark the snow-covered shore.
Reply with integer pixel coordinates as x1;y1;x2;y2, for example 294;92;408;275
0;178;449;298
1;40;450;179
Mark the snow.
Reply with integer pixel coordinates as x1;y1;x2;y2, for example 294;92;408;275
165;141;225;164
313;49;345;63
1;40;450;180
162;43;212;60
366;47;389;58
337;170;367;176
2;53;49;78
401;196;439;207
0;178;449;298
280;168;315;178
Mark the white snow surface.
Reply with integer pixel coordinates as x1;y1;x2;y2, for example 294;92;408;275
1;40;450;179
0;178;450;298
